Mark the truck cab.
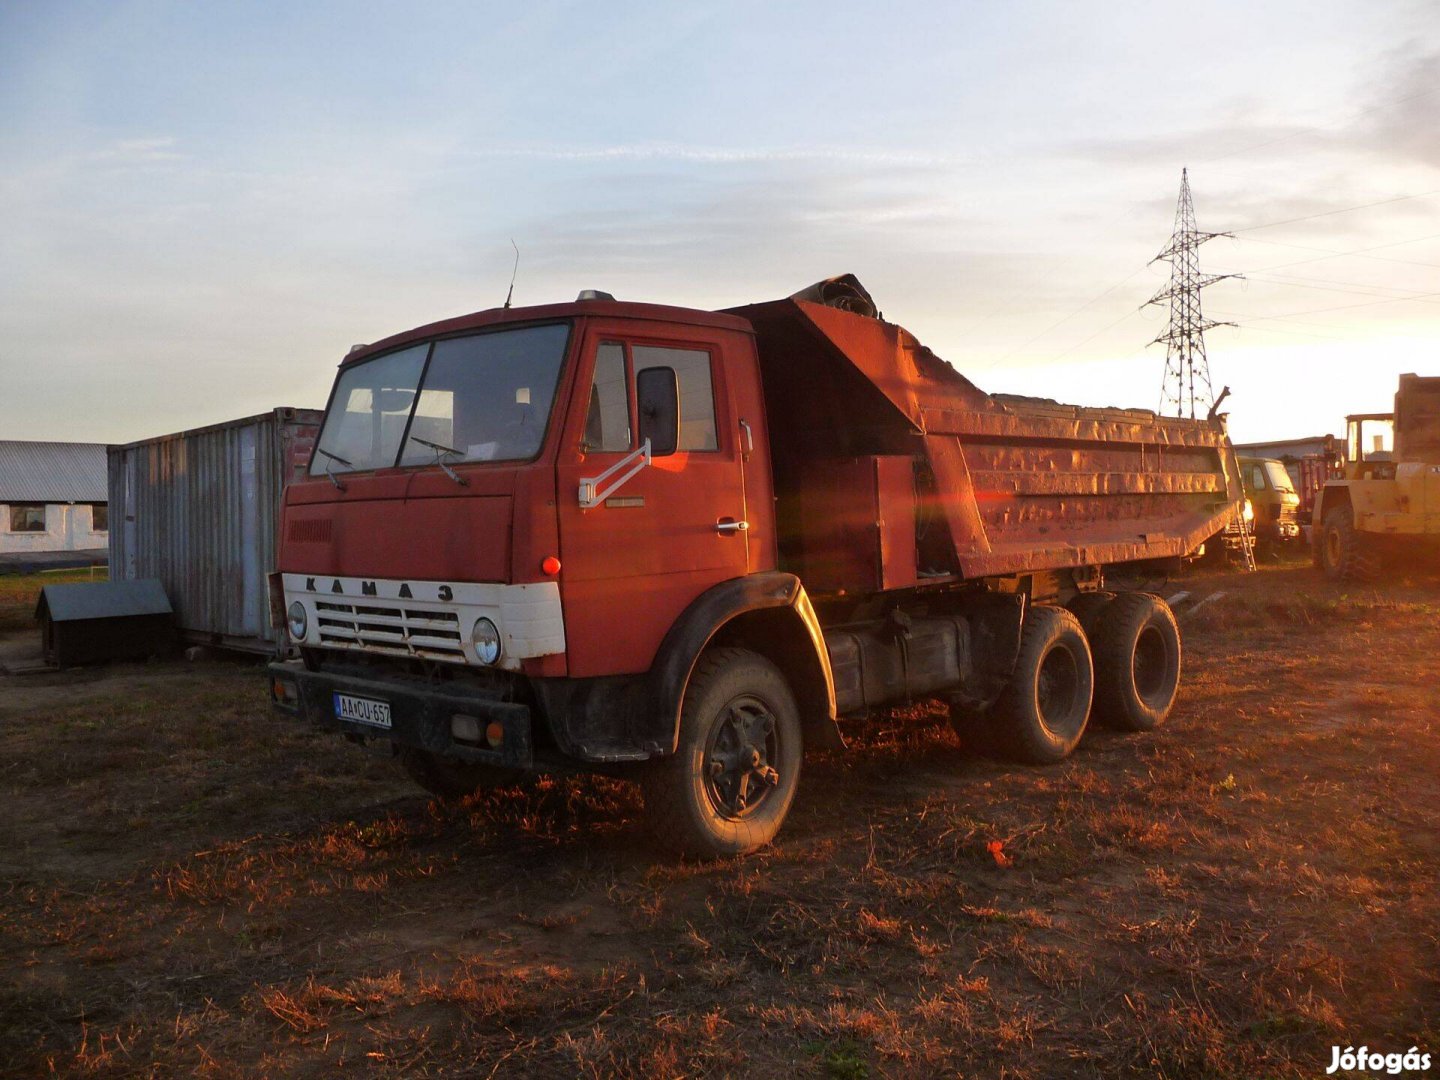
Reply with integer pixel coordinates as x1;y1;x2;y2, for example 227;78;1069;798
1236;455;1301;551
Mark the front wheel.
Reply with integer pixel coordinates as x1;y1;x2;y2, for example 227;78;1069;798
642;647;802;859
1319;506;1379;583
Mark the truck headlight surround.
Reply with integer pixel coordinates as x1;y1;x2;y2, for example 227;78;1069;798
471;617;502;665
287;601;308;641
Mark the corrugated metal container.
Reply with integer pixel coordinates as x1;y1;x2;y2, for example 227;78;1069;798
108;408;321;653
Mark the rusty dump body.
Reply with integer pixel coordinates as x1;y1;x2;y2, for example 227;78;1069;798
730;287;1242;595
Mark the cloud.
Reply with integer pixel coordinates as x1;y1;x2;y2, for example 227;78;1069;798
467;142;963;169
1345;43;1440;169
87;136;185;165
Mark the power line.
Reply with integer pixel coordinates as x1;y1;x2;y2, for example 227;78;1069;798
1239;273;1440;304
1226;287;1440;322
1231;230;1440;273
994;266;1151;363
1232;188;1440;233
1049;306;1146;363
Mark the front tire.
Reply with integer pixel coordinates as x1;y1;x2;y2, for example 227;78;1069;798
989;605;1093;764
642;647;802;859
1319;506;1379;583
399;747;525;801
1091;592;1180;732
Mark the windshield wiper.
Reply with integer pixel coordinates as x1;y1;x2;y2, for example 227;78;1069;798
407;435;469;487
313;447;351;490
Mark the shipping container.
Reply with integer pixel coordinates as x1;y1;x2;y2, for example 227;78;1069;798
108;408;321;653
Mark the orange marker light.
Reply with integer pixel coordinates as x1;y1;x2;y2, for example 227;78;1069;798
541;556;561;576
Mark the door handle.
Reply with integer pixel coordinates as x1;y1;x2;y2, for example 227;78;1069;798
715;519;749;534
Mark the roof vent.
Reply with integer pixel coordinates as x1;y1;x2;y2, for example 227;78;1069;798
576;289;616;302
347;344;368;355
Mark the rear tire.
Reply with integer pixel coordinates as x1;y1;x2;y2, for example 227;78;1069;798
989;606;1093;764
399;748;524;800
1319;506;1379;583
1066;590;1116;639
642;647;802;859
1091;592;1181;732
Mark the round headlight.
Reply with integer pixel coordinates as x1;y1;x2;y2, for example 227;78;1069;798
1242;498;1255;523
471;618;502;665
287;601;308;641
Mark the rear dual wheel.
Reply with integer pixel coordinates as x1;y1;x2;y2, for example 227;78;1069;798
1090;593;1181;732
952;605;1094;765
951;594;1181;761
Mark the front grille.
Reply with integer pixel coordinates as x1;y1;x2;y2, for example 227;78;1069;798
1278;505;1299;524
315;600;465;662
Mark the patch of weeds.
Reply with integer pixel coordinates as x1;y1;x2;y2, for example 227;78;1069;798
1246;1011;1318;1039
803;1038;870;1079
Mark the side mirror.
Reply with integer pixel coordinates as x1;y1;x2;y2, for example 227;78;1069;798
636;367;680;457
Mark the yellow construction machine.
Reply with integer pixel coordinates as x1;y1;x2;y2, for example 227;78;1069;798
1313;373;1440;582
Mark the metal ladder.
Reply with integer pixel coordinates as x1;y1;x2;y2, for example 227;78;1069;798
1237;515;1258;572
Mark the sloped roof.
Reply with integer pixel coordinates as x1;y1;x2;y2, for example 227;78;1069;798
37;579;172;622
0;441;108;502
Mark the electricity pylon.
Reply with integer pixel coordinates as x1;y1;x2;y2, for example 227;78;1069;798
1144;169;1240;419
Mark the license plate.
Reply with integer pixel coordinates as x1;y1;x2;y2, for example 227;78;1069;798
333;693;392;729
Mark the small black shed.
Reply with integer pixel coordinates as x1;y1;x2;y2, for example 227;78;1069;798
35;579;175;667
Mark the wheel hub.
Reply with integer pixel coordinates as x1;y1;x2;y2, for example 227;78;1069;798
1036;643;1083;738
702;697;781;820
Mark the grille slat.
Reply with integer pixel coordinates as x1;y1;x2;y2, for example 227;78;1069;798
315;597;467;661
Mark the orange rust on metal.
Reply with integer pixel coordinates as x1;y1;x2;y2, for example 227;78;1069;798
728;291;1243;587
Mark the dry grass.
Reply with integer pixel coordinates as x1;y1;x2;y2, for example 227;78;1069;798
0;569;107;632
1;562;1438;1077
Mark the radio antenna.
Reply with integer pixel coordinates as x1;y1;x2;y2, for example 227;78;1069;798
503;239;520;309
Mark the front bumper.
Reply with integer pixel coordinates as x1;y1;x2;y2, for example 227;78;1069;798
267;661;534;769
1258;520;1302;542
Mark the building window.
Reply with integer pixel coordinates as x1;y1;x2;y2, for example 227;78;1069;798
9;504;46;532
91;504;108;531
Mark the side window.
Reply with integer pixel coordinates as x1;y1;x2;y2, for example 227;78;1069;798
584;342;632;452
9;504;46;532
1250;465;1266;491
632;345;718;451
91;504;108;531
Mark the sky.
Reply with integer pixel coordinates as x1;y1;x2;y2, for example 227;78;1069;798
1;0;1437;446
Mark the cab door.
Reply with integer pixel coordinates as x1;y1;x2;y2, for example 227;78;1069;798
556;321;752;678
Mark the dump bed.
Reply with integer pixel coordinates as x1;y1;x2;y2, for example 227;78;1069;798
728;288;1241;592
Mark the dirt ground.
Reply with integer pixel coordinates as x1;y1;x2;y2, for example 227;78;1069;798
2;560;1438;1078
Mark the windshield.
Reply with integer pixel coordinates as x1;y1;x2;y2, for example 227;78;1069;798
1347;417;1395;463
1263;461;1295;493
310;322;571;476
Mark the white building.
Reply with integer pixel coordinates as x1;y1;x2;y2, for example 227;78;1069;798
0;442;109;556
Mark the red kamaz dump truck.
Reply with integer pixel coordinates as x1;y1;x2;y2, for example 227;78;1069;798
268;276;1242;857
